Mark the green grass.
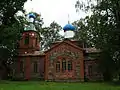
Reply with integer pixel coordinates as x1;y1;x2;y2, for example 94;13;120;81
0;81;120;90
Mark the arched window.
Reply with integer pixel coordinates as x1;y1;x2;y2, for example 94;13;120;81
62;60;66;72
56;61;60;72
36;35;39;46
68;61;72;71
34;61;38;73
24;36;29;45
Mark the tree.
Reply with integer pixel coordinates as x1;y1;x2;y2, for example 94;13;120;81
75;0;120;81
72;17;95;47
40;21;64;50
0;0;27;25
0;0;27;79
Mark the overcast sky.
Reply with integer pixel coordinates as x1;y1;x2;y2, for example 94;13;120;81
24;0;87;27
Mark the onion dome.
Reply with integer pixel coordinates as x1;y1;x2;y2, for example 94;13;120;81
28;13;36;19
63;24;75;32
24;13;37;31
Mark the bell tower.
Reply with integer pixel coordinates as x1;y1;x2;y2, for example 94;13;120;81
19;12;40;54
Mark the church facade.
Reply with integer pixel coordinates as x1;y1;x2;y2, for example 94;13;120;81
45;40;84;81
13;13;103;81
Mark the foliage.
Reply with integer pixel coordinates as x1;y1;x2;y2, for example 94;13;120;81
0;0;28;55
40;21;64;50
0;0;27;79
0;0;27;25
73;17;94;47
75;0;120;80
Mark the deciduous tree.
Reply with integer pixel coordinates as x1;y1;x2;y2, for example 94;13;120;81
75;0;120;81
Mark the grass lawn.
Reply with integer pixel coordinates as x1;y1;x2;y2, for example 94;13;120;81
0;81;120;90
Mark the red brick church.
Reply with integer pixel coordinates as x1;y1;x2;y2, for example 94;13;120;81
13;13;103;81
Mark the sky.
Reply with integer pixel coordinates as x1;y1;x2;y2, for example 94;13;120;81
24;0;87;27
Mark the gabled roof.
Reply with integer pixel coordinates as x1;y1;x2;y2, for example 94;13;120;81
45;40;83;53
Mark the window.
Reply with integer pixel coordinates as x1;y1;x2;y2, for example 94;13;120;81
68;61;72;71
88;65;92;76
24;36;29;45
62;60;66;72
20;61;23;73
34;61;38;73
36;38;37;45
56;61;60;72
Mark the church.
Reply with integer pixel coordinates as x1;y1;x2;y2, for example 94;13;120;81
13;12;103;81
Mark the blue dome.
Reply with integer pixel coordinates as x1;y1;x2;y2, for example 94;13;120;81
63;24;75;31
28;13;36;19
